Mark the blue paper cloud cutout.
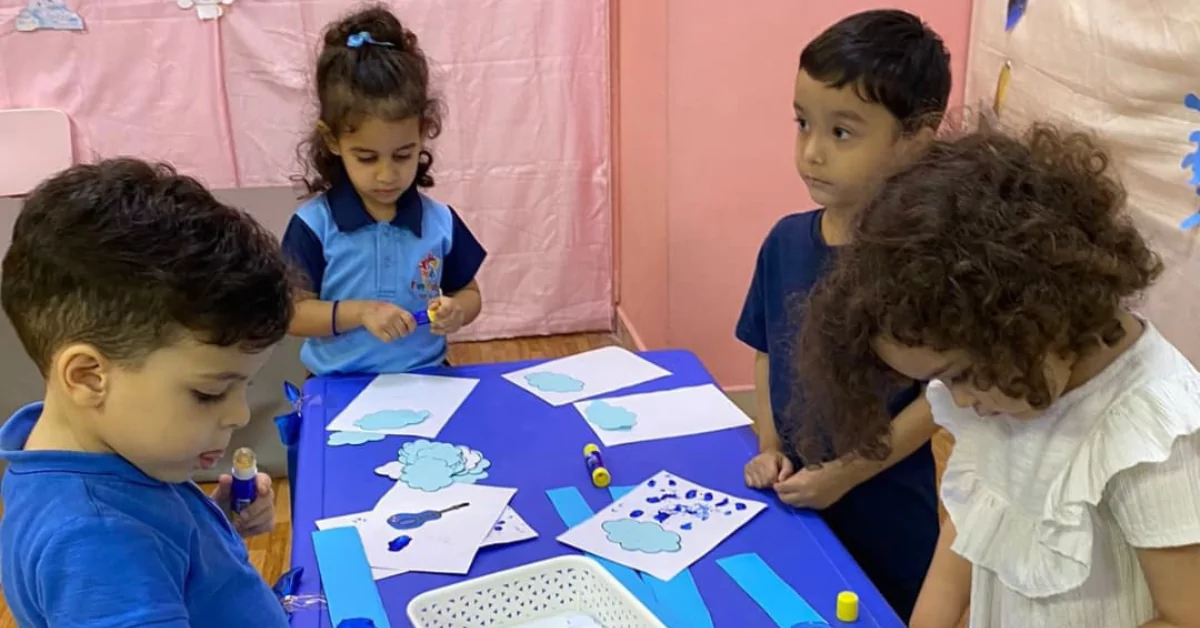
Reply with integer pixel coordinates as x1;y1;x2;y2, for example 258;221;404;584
525;371;585;393
355;409;431;431
328;431;387;446
585;401;638;431
602;519;681;554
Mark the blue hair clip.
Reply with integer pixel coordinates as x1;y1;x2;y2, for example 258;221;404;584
346;31;393;49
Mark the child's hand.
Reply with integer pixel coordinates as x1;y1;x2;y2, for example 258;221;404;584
362;301;416;342
773;460;857;510
744;450;794;488
429;295;465;336
211;472;277;538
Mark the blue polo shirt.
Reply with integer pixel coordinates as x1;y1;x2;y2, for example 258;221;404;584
282;180;486;376
736;210;937;622
0;403;288;628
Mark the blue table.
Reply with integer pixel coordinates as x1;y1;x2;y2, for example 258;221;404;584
288;350;903;628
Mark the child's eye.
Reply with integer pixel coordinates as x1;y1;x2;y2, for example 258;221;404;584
833;127;852;140
192;390;227;405
794;117;809;131
356;155;378;164
395;153;414;162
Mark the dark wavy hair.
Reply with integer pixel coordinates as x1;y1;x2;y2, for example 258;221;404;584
791;122;1164;463
299;4;445;192
2;159;293;374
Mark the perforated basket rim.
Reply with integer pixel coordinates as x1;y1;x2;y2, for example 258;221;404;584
404;555;665;628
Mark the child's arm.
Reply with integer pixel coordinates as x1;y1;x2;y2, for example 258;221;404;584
909;518;972;628
753;351;781;451
1137;544;1200;628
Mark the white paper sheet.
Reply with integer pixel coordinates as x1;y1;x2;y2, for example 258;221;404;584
574;384;753;446
315;481;515;578
326;373;480;438
557;471;766;581
502;347;672;406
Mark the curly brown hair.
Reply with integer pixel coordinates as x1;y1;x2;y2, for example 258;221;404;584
298;4;445;193
790;122;1164;463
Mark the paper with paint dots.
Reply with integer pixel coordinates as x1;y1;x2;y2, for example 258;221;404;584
502;346;672;406
574;384;753;447
315;481;517;579
556;471;766;581
325;373;479;438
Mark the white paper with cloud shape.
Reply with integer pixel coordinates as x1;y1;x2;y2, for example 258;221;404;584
501;346;671;406
557;470;766;581
573;384;753;447
315;481;519;579
326;373;479;438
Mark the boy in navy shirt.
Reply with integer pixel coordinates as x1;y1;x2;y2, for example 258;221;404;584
736;10;951;621
0;159;292;627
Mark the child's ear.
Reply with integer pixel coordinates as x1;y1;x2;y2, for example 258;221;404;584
317;122;340;156
897;125;936;162
53;344;111;408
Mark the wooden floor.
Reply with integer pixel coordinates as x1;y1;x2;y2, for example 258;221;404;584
0;331;953;625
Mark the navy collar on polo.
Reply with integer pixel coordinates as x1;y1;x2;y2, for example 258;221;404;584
327;178;424;237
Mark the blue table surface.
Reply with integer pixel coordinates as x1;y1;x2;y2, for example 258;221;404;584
288;349;903;628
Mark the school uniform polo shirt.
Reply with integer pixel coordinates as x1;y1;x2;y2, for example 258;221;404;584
0;403;288;628
282;180;486;375
735;210;938;622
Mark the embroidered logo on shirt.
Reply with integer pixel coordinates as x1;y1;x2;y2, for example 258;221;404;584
412;251;441;301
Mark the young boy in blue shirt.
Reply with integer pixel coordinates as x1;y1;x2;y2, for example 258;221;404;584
0;159;293;627
736;10;952;621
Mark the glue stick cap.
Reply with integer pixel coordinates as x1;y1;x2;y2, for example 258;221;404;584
591;466;611;488
232;447;257;479
583;443;600;457
836;590;859;622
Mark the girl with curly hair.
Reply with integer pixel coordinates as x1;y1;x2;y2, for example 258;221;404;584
794;123;1200;628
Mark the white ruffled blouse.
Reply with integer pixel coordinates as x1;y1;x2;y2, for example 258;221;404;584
932;324;1200;628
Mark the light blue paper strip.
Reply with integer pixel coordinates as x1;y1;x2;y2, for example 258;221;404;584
311;527;392;628
546;487;662;616
609;486;714;628
717;553;827;627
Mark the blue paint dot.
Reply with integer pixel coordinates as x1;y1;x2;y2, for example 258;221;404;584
630;510;644;518
648;480;657;487
646;496;661;504
716;498;729;507
668;479;677;487
735;502;747;511
494;525;503;531
685;489;698;499
654;511;672;523
703;492;714;502
681;523;693;530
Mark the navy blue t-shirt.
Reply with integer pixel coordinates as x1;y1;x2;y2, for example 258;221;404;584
735;210;937;622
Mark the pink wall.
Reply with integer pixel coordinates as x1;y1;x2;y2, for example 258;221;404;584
615;0;973;388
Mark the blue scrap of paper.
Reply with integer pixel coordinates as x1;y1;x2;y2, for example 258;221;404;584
585;401;638;431
355;409;430;431
16;0;84;32
1005;0;1027;31
718;553;827;627
1178;93;1200;230
328;431;387;447
312;527;391;628
525;371;585;393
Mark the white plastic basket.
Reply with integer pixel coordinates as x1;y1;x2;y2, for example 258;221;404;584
406;555;666;628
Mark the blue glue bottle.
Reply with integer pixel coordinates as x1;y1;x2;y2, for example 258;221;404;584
412;307;437;326
231;447;258;514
